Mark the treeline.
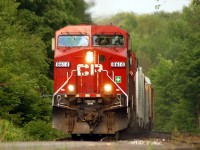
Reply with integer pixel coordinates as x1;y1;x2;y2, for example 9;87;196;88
97;0;200;133
0;0;92;141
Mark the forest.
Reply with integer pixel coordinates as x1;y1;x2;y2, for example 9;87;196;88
0;0;199;141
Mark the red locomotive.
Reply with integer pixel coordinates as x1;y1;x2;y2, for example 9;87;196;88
52;24;154;139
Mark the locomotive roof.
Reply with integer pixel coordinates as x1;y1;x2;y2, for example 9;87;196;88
56;24;128;36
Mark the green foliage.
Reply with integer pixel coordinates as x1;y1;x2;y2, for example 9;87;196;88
23;120;66;141
170;99;197;132
97;12;137;33
149;1;200;132
0;119;65;141
0;119;28;142
0;0;53;125
148;57;174;131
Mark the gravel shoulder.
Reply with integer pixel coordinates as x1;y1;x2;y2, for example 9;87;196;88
0;140;199;150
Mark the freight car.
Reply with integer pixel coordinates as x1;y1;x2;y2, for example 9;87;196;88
52;24;154;139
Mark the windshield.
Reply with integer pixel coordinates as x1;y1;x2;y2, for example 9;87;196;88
58;35;89;47
93;35;124;46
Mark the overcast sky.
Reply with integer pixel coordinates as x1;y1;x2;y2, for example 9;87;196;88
85;0;191;18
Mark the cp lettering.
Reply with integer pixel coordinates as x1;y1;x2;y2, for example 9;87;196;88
77;64;103;76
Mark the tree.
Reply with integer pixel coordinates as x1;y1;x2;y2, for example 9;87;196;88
148;57;175;131
0;0;52;125
149;1;200;132
170;1;200;130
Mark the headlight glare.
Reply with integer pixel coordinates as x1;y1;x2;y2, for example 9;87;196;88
68;84;75;92
104;84;112;92
86;51;94;63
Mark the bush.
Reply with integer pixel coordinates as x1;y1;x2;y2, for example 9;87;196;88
0;119;29;141
23;120;66;141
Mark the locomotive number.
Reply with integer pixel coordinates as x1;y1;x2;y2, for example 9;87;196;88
111;62;125;67
55;62;70;67
77;64;103;76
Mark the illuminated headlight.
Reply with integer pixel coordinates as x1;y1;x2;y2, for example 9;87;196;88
68;85;75;92
86;51;94;63
104;84;112;92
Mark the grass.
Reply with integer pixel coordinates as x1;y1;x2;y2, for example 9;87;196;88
0;119;28;142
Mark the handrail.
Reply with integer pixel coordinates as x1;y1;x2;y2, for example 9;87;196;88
53;70;77;97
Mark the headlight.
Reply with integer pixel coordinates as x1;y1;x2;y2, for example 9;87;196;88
68;85;75;92
86;51;94;63
104;84;112;92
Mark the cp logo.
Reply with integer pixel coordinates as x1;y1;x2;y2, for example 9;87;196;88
77;64;103;76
